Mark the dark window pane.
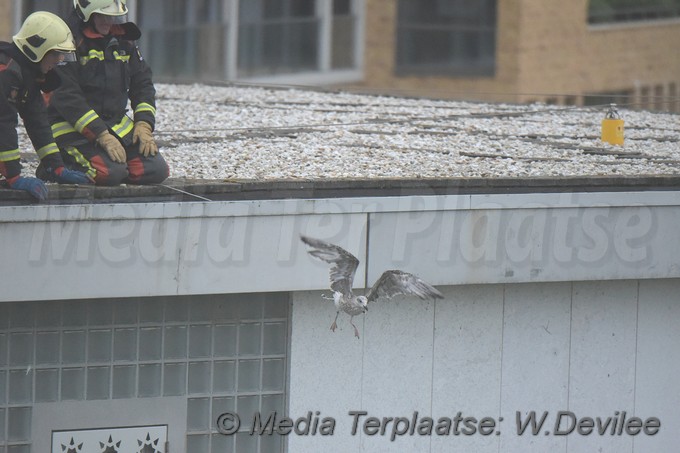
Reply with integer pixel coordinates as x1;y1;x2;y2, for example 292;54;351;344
332;15;356;69
589;0;680;23
396;0;497;76
238;16;320;77
264;0;285;18
291;0;316;17
23;0;71;16
334;0;351;15
167;0;188;25
196;0;223;23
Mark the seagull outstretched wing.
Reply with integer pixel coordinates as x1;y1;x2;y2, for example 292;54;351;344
300;235;359;297
365;270;444;303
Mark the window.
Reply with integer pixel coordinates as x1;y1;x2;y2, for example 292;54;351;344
332;0;356;69
22;0;72;17
589;0;680;24
670;82;679;113
238;0;319;77
653;84;664;111
396;0;497;77
0;294;290;453
334;0;351;15
583;89;633;107
77;0;361;83
140;0;228;80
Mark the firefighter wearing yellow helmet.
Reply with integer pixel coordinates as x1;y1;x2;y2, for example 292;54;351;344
0;12;92;201
47;0;169;185
13;11;78;64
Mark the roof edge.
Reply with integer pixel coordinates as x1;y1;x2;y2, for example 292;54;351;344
2;175;680;206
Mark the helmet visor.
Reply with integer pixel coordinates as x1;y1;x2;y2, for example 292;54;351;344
44;49;77;63
92;12;128;24
51;34;76;61
58;51;77;62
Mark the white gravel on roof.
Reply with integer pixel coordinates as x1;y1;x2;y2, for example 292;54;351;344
20;83;680;180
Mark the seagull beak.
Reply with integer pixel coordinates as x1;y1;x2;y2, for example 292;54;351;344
364;306;368;312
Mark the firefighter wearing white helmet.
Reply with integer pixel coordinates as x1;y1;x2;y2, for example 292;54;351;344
0;12;92;201
73;0;129;23
47;0;169;186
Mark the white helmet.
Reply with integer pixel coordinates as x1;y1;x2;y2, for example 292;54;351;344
13;11;76;63
74;0;128;23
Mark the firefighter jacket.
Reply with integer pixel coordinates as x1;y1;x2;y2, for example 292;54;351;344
48;13;156;149
0;42;62;179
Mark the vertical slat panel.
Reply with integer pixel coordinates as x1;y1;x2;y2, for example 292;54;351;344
568;281;637;453
431;284;504;453
287;291;363;453
360;297;435;452
633;279;680;452
500;282;571;453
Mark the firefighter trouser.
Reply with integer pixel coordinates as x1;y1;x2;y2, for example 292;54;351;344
60;141;169;186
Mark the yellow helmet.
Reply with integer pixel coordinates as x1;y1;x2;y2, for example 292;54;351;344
74;0;128;23
13;11;76;63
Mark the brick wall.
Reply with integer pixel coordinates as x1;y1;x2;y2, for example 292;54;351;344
581;23;680;111
359;0;680;110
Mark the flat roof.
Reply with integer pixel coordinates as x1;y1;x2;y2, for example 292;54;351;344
8;83;680;205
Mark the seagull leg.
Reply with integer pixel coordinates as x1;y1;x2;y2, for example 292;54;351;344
330;311;340;332
349;316;360;339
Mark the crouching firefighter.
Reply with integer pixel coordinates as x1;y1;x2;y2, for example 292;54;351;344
48;0;169;185
0;11;93;201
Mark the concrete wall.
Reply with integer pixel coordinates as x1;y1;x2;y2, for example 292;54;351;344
1;191;679;302
288;279;680;453
0;190;679;452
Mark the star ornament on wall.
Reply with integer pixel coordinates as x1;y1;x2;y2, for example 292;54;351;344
100;435;122;453
138;433;162;453
61;437;83;453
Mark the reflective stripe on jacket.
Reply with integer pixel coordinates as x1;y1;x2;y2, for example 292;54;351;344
48;12;156;148
0;42;62;178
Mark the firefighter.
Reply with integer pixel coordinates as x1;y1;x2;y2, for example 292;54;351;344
0;11;93;201
48;0;169;186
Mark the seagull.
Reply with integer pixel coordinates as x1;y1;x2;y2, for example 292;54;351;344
300;235;444;338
